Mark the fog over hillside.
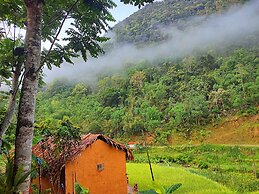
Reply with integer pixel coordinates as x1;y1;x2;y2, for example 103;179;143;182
44;0;259;83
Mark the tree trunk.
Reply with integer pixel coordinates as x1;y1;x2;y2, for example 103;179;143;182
14;1;42;193
0;63;22;150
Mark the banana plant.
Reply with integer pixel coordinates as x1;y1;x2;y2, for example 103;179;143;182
0;155;32;194
74;182;89;194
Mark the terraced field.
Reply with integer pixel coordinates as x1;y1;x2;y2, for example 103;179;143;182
127;163;234;194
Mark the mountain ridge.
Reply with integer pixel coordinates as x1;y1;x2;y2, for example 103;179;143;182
111;0;248;45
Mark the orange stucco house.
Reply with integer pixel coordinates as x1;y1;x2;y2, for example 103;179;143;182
31;133;133;194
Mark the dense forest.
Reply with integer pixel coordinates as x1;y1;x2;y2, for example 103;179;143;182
30;47;258;143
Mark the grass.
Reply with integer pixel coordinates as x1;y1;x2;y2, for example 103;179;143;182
133;145;259;173
131;145;259;193
127;163;234;194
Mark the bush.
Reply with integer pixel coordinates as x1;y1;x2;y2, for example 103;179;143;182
197;161;209;169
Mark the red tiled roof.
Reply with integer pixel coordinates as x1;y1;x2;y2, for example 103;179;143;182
128;141;137;145
32;133;133;169
32;133;134;186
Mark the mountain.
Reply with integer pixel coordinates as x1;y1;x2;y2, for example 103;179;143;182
111;0;248;45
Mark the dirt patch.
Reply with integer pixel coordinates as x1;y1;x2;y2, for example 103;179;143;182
205;115;259;145
170;115;259;145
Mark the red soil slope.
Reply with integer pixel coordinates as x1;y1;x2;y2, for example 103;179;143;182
169;114;259;145
204;114;259;145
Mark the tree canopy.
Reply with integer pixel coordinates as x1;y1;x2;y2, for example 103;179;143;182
36;48;259;139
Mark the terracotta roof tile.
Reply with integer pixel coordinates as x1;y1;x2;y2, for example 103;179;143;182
32;133;134;169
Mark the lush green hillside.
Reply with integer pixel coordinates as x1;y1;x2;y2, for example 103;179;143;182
34;47;259;144
111;0;248;45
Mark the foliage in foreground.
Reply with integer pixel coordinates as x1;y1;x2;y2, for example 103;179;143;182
74;182;89;194
0;153;32;194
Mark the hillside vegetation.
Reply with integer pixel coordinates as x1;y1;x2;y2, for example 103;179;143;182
30;47;259;144
112;0;249;45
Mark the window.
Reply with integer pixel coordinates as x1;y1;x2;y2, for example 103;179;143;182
97;163;104;171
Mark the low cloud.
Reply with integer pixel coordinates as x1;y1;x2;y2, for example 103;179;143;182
44;0;259;83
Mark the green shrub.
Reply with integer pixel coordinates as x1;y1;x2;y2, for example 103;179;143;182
0;155;33;194
197;161;209;169
74;182;89;194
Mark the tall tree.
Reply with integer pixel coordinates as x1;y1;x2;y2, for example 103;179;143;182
0;0;27;149
13;0;43;192
0;37;24;150
1;0;154;192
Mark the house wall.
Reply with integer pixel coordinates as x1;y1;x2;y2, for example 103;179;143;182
31;176;57;193
65;140;127;194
